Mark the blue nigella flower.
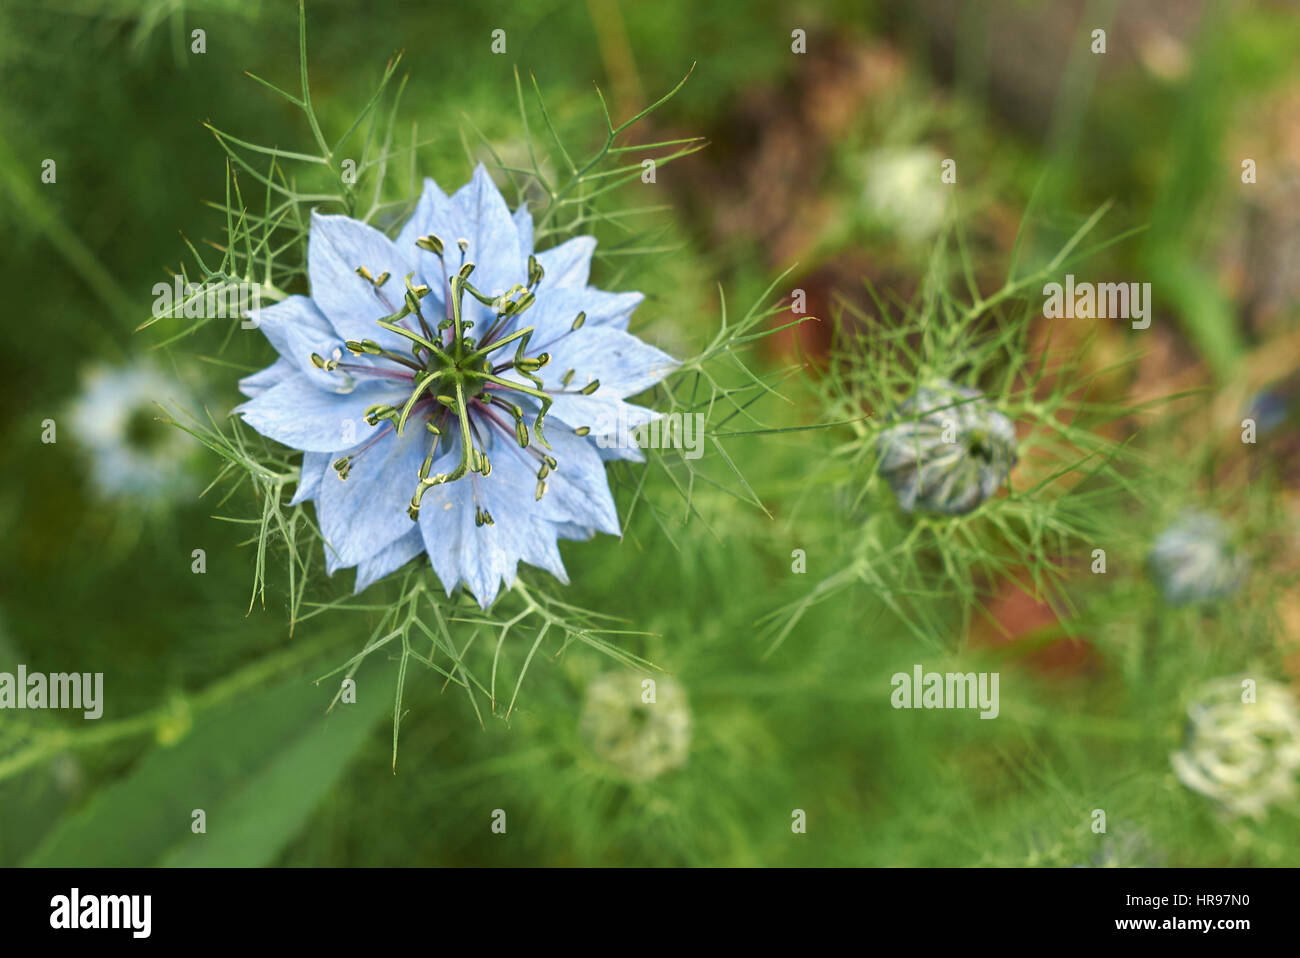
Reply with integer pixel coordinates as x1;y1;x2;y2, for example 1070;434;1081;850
235;165;677;607
876;379;1018;515
1148;511;1244;605
69;360;197;501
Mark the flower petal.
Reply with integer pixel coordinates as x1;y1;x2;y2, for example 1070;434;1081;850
415;437;508;607
233;373;406;453
395;176;455;313
247;294;365;392
548;398;659;463
537;326;678;398
291;451;331;506
529;425;620;535
238;357;295;398
307;212;419;349
553;521;595;541
506;287;644;345
354;527;425;592
536;235;596;290
513;203;535;261
317;422;432;571
448;164;525;310
416;430;570;607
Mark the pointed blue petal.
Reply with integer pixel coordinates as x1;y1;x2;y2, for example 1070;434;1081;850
448;164;525;310
246;294;371;392
416;430;570;608
394;177;454;313
415;436;506;606
513;202;534;261
238;357;294;398
234;373;406;453
354;527;425;592
535;235;596;289
552;521;595;541
396;177;452;248
291;451;331;505
530;425;620;535
546;398;659;462
504;287;644;346
307;212;419;349
538;326;678;398
316;423;430;569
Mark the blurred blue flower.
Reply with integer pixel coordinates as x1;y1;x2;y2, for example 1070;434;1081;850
1246;388;1288;435
1148;511;1244;606
68;360;196;501
236;165;677;607
876;379;1017;515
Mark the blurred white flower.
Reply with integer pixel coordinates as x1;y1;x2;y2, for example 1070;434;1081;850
67;360;196;500
859;146;947;244
1171;676;1300;820
580;672;691;782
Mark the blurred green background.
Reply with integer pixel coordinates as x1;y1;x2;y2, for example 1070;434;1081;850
2;0;1299;866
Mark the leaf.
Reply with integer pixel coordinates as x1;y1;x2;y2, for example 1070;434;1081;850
21;659;389;868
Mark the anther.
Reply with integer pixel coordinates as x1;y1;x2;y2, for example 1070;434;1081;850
415;234;445;256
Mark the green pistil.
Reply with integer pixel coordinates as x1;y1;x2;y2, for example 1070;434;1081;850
394;369;446;435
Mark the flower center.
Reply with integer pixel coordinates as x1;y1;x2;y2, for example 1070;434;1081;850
125;405;166;452
312;234;598;525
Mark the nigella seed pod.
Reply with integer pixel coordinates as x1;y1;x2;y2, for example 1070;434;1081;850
875;379;1017;515
1170;676;1300;820
1148;511;1244;605
580;673;691;782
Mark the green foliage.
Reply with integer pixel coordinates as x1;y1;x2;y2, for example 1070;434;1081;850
2;0;1298;869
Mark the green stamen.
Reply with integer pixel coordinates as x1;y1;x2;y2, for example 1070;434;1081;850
358;249;570;518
